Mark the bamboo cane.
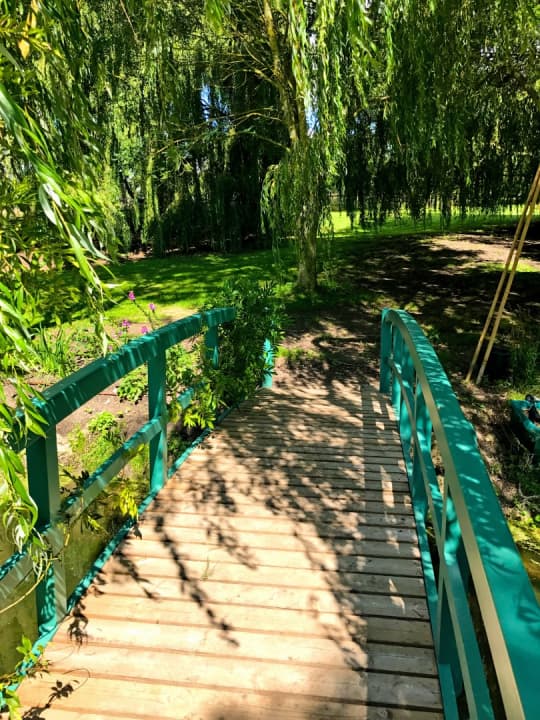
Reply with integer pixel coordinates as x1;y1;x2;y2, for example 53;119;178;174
466;164;540;384
465;163;540;382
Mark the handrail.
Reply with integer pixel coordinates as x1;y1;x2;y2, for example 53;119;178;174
380;308;540;720
0;307;236;648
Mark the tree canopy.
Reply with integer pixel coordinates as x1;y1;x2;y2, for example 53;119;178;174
0;0;539;555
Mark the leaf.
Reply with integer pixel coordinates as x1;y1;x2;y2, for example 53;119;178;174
0;44;22;71
38;185;58;225
67;223;109;262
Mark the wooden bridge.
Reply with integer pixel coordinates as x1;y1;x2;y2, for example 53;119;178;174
15;383;442;719
1;308;539;719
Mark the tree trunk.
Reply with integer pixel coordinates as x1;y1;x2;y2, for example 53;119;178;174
296;231;318;291
295;191;320;292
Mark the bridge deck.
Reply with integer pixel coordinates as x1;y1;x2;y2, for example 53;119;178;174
17;384;442;719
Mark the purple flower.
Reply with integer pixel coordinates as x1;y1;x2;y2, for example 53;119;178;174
149;303;156;312
128;290;135;301
121;319;130;328
141;325;149;335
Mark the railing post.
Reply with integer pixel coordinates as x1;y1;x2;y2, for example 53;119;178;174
399;347;415;471
391;332;403;415
379;309;392;392
26;428;66;636
148;342;167;493
262;338;273;388
411;385;430;513
204;324;219;369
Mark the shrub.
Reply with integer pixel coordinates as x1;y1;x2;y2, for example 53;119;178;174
182;279;284;429
116;366;148;403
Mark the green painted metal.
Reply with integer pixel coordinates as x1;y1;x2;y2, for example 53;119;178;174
204;324;220;368
26;429;67;634
0;307;238;651
380;308;540;720
510;399;540;461
262;338;274;388
148;347;168;493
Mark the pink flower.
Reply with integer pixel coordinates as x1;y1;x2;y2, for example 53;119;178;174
141;325;149;335
121;319;130;328
149;303;156;312
128;290;135;301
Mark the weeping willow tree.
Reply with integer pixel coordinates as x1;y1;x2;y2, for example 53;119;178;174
205;0;390;291
79;0;205;255
382;0;540;221
0;0;115;569
203;0;538;263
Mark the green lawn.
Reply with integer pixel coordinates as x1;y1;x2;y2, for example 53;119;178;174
98;246;296;329
100;208;525;328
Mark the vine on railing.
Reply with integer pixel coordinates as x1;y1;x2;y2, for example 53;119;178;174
380;308;540;720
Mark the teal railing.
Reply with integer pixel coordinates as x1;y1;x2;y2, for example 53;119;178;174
380;309;540;720
0;307;239;653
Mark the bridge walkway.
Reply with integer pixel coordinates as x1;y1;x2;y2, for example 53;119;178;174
17;383;442;719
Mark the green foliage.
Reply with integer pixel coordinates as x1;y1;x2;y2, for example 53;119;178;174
183;279;284;428
0;0;116;565
65;412;145;527
166;344;196;397
510;313;540;392
67;326;105;365
30;327;77;379
385;0;539;221
116;366;148;404
87;412;123;442
278;346;324;366
0;635;46;720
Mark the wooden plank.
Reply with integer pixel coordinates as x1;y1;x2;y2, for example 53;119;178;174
83;571;430;619
120;533;421;561
65;594;436;647
17;675;444;720
143;506;415;537
166;469;410;490
32;646;442;710
168;484;410;505
50;618;438;675
172;471;410;492
118;539;424;575
209;428;402;443
158;487;414;516
202;438;406;459
184;452;406;472
104;554;427;596
136;513;418;541
173;466;408;483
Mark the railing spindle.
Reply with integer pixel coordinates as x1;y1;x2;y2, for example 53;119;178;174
147;343;168;493
26;429;66;636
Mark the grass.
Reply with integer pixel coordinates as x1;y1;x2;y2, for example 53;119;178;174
100;208;528;326
330;207;523;237
98;246;297;325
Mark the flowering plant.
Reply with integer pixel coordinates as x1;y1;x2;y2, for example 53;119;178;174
119;290;159;342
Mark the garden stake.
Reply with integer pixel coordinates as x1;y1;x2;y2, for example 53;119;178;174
466;163;540;385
